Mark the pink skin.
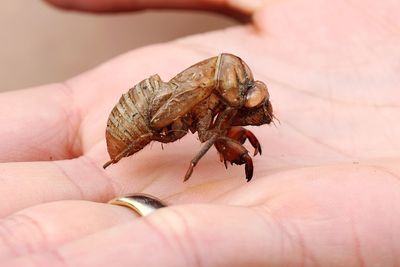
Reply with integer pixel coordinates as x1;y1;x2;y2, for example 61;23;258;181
1;0;400;266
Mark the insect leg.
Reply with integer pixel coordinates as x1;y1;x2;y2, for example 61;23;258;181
227;126;262;156
213;107;237;130
196;109;213;142
214;137;254;182
183;135;217;182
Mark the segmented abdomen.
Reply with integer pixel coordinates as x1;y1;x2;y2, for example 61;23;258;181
105;75;161;160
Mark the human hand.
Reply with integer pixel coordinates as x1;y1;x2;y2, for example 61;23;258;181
1;0;400;266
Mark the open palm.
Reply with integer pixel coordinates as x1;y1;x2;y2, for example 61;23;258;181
1;0;400;266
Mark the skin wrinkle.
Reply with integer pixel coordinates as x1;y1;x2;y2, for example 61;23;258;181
257;207;323;267
251;206;301;266
140;216;173;256
136;214;194;267
0;218;19;258
148;209;201;267
288;220;320;267
46;250;69;267
164;208;203;267
59;81;83;159
390;230;399;267
0;214;47;259
52;161;85;200
79;155;116;201
349;218;366;267
12;214;48;254
288;220;306;267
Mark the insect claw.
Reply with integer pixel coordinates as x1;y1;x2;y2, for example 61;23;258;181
246;171;252;182
242;154;253;182
253;143;262;156
103;160;113;169
224;160;228;169
253;148;258;156
229;127;262;157
184;163;195;182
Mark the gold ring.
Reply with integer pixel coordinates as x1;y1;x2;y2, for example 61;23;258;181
108;193;167;216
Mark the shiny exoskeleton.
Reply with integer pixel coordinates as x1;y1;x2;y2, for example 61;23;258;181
103;53;274;182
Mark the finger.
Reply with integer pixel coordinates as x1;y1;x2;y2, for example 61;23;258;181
46;0;226;11
0;84;82;162
0;139;243;217
3;204;292;267
45;0;265;15
0;200;137;261
0;157;116;217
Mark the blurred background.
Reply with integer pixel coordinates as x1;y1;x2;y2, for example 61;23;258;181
0;1;236;92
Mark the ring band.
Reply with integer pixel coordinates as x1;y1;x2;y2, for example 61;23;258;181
108;194;167;216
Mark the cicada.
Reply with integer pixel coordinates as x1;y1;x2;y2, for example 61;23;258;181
103;53;274;181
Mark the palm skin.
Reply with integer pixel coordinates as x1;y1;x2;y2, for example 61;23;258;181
1;0;400;266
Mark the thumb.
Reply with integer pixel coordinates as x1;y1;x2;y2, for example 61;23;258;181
4;204;294;267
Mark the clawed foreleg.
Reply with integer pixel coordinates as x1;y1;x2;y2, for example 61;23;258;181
226;126;262;156
214;137;254;182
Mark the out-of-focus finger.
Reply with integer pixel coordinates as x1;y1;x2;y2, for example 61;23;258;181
45;0;266;15
0;200;138;262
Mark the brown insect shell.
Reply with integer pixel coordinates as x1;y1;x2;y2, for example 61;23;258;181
149;56;218;130
215;53;255;108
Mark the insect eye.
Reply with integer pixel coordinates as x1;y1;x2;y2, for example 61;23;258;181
244;81;269;108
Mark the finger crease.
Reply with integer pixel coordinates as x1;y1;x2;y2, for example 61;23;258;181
45;249;69;267
251;206;310;266
0;214;48;257
160;208;203;267
59;81;83;159
0;218;19;257
52;161;85;200
80;155;116;201
13;214;48;253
